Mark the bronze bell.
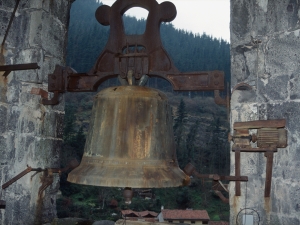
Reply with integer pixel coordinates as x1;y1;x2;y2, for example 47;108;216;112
67;85;189;188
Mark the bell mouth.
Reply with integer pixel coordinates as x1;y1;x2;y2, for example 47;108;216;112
67;156;189;188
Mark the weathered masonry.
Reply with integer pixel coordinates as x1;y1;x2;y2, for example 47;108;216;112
0;0;71;224
230;0;300;225
1;0;300;225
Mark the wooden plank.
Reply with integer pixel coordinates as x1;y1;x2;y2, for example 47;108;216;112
234;119;286;129
232;145;277;152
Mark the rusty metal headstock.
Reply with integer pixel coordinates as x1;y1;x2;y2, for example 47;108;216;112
92;0;178;80
40;0;225;105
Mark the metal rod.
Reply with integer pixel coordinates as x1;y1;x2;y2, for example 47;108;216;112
235;150;241;196
0;63;40;77
264;152;274;197
2;167;32;190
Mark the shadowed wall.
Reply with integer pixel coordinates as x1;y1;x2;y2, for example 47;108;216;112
0;0;71;224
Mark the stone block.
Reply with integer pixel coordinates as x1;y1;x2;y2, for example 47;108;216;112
265;31;300;77
0;132;16;165
231;89;256;104
14;49;43;83
0;105;7;133
7;106;20;131
258;103;267;120
16;107;38;134
267;101;300;133
55;112;64;139
266;1;300;34
231;53;251;85
41;56;63;83
289;71;300;100
40;111;64;138
280;216;300;225
231;1;251;39
34;138;62;168
28;10;43;47
0;135;7;163
7;78;21;103
0;10;10;40
19;91;40;107
0;77;8;103
257;75;289;102
48;0;71;27
41;12;66;59
15;104;64;138
6;11;29;49
15;135;28;163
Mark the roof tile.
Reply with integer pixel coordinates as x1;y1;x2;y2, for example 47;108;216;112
162;209;210;220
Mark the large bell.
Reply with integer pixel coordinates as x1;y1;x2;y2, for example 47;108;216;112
67;85;189;188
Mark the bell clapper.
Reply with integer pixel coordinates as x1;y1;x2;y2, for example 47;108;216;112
127;70;135;86
123;187;133;205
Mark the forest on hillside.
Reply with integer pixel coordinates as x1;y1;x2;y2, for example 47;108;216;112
58;0;231;222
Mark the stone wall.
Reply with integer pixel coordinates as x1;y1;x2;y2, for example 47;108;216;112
230;0;300;224
0;0;71;224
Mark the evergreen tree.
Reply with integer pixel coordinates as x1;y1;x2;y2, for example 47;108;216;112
63;106;77;144
186;120;200;161
173;99;188;168
73;126;86;160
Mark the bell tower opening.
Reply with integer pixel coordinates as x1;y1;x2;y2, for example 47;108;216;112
123;7;149;35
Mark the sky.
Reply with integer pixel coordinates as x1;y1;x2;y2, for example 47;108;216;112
100;0;230;42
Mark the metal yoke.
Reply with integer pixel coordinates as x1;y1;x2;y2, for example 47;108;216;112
41;0;224;105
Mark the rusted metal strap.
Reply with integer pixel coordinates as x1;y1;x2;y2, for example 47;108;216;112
166;71;224;91
0;63;40;77
234;119;286;129
192;172;248;182
30;87;48;99
235;150;241;196
47;66;224;93
232;145;277;152
264;152;274;197
219;175;248;181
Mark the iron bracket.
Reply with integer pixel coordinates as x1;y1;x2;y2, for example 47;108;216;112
230;119;288;197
